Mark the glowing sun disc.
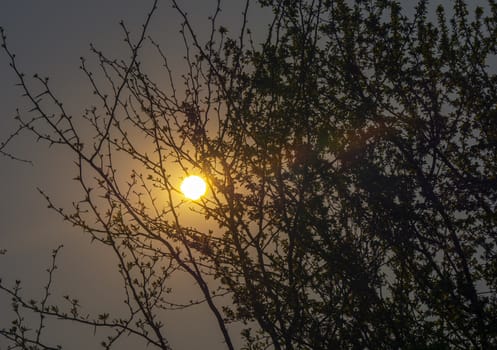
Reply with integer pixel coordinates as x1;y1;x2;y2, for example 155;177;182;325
180;175;207;200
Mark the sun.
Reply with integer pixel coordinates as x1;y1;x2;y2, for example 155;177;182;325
180;175;207;200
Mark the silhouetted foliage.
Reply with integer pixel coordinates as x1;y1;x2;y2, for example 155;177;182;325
1;0;497;349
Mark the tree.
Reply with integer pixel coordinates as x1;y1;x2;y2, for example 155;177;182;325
1;0;497;348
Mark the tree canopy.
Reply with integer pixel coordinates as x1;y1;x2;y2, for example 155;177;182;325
1;0;497;349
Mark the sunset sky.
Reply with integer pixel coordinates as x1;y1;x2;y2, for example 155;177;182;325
0;0;491;349
0;1;258;348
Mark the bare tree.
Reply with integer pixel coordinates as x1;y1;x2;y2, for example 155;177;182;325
1;0;497;349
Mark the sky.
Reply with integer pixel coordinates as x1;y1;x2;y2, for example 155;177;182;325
0;1;259;349
0;0;491;349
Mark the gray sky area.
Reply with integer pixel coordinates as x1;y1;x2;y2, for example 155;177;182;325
0;0;492;349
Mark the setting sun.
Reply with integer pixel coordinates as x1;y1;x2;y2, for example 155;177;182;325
180;175;207;200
